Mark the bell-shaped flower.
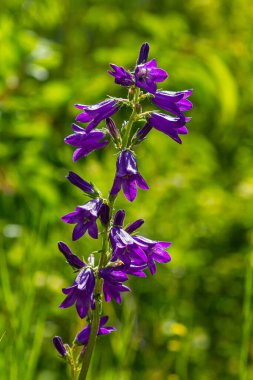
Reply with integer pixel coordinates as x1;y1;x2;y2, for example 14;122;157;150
148;112;190;144
151;89;193;118
99;267;130;303
60;267;95;319
109;210;147;265
110;150;149;202
64;124;109;162
76;316;116;346
62;198;102;241
75;99;119;132
133;235;172;275
135;59;168;94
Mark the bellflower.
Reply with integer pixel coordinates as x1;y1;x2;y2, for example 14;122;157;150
109;210;147;265
64;124;109;161
115;262;147;277
133;236;172;275
135;59;168;94
62;198;102;240
110;150;149;202
60;267;95;319
76;316;116;346
149;112;189;144
108;64;134;86
99;267;130;303
58;241;85;269
75;99;119;132
151;89;193;118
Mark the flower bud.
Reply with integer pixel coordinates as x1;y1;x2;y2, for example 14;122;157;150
132;122;152;145
125;219;144;234
67;171;95;194
99;203;110;226
106;118;120;141
137;42;150;65
128;87;135;101
52;336;67;357
114;210;125;227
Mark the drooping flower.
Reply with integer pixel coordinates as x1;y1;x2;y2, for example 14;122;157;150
109;210;147;265
151;90;193;118
99;266;130;303
137;42;150;65
133;235;172;275
148;112;189;144
52;336;67;357
64;124;109;161
58;241;85;269
110;150;149;202
60;267;95;319
62;198;102;240
66;171;95;195
135;59;168;94
76;316;116;346
75;99;119;132
108;64;134;86
115;262;147;277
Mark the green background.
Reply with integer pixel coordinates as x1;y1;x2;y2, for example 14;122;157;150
1;0;253;379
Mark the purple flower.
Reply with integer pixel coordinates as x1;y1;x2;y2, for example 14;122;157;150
58;241;85;269
116;262;147;277
62;198;102;240
151;90;193;118
64;124;109;161
66;171;95;194
76;316;116;346
135;59;168;94
137;42;150;65
109;211;147;265
99;267;130;303
148;112;189;144
52;336;67;357
60;267;95;319
75;99;119;132
110;150;149;202
133;236;172;275
108;64;134;86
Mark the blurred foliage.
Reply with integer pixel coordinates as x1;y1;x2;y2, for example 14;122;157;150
1;0;253;379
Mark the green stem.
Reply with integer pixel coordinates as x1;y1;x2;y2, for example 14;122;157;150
78;196;116;380
122;87;140;147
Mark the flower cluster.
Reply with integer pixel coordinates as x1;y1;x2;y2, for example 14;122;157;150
53;42;192;378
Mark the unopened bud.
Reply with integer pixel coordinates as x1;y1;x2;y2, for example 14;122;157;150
137;42;150;65
106;118;120;141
